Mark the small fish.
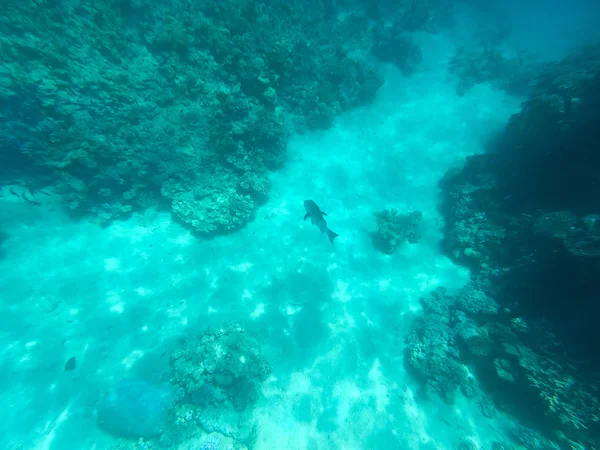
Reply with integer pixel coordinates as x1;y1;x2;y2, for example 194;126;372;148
303;200;339;244
64;356;77;371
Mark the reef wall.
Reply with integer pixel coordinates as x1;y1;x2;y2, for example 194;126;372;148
436;44;600;449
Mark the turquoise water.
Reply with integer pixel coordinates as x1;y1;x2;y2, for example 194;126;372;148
1;1;599;449
1;38;514;449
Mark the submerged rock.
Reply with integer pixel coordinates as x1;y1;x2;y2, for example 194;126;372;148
96;378;172;439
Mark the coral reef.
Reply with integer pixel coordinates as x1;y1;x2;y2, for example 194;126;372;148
405;284;596;449
1;0;457;234
499;336;599;434
533;211;600;258
437;44;600;449
157;323;267;448
169;322;270;412
0;0;387;233
446;21;542;96
405;285;500;401
405;288;471;401
372;208;422;254
448;46;539;96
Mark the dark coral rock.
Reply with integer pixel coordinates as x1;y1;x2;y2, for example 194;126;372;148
438;44;600;449
456;285;499;316
533;211;600;258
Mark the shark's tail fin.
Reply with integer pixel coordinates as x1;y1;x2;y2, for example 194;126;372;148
326;228;339;244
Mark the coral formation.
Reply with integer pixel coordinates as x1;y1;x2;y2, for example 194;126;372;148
0;0;388;233
437;44;600;449
405;288;470;402
372;208;422;254
1;0;457;234
448;46;538;96
405;283;599;449
169;322;270;412
532;211;579;240
151;323;268;447
533;211;600;258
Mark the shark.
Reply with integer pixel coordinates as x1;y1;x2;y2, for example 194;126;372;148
303;199;339;244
